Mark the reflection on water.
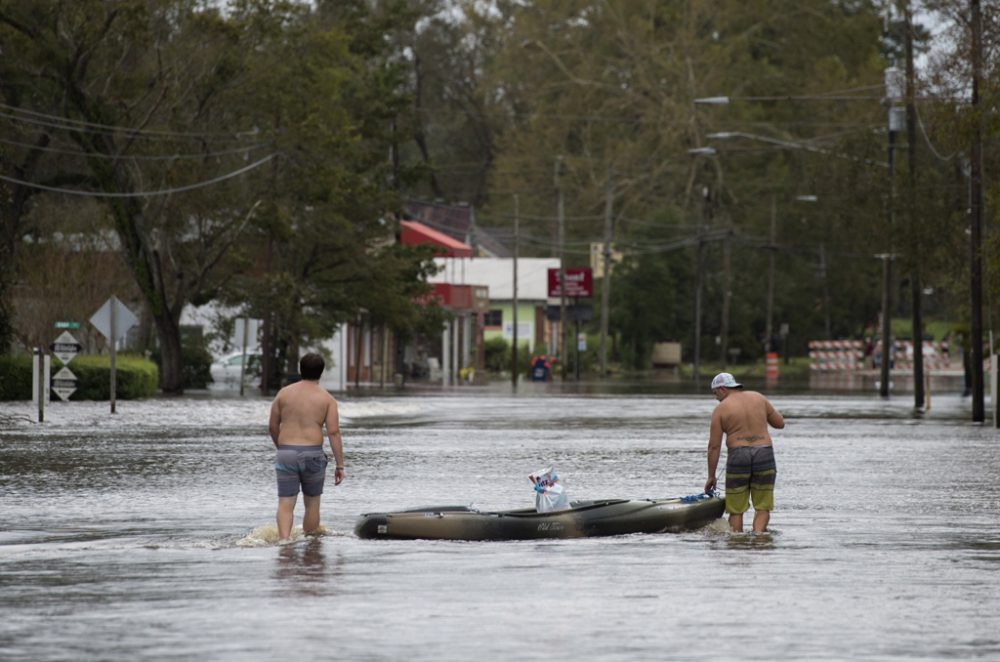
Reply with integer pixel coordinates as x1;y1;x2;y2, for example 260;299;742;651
721;530;777;551
1;390;998;660
273;539;339;596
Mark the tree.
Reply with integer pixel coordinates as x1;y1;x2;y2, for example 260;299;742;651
0;1;266;391
215;0;444;390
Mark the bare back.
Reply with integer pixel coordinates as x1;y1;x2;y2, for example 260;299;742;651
711;390;784;448
269;380;339;447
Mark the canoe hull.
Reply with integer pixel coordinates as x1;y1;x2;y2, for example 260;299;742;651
354;494;725;541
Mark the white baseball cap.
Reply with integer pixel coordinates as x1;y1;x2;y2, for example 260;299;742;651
711;372;741;390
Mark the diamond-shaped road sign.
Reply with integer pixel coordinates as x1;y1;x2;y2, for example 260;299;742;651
52;366;77;401
50;330;82;365
90;296;138;342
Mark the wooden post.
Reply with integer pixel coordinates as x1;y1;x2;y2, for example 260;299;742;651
110;296;117;414
599;168;613;377
512;195;519;389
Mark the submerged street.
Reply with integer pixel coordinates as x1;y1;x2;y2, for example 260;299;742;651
1;385;998;660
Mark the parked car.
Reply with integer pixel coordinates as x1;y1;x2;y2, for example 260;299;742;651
210;350;261;388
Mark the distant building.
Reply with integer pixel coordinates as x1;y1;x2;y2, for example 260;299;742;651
429;257;561;354
404;200;510;258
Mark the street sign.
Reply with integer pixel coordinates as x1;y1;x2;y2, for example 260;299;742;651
546;303;593;322
89;295;138;415
547;267;593;298
51;366;77;401
90;296;138;341
55;321;81;330
50;330;82;365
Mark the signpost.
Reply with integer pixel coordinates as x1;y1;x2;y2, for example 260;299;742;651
547;268;593;381
90;296;139;413
32;348;51;422
49;329;82;401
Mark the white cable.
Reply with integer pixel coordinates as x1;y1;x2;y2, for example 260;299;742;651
0;154;275;197
0;136;266;160
914;104;959;162
0;104;260;142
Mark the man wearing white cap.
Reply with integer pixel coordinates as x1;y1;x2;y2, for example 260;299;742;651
704;372;785;533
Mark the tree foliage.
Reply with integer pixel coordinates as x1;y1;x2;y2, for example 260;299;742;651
3;0;996;383
0;0;442;391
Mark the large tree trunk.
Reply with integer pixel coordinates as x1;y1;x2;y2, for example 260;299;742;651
103;189;186;394
153;313;185;394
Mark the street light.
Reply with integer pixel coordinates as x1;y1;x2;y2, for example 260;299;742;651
687;147;721;383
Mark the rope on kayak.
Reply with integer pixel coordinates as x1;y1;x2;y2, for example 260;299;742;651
681;488;719;503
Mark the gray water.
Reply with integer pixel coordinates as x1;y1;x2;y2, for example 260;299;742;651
1;385;998;661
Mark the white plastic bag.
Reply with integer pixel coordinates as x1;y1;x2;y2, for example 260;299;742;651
529;466;570;513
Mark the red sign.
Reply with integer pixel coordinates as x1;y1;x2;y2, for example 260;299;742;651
548;267;593;298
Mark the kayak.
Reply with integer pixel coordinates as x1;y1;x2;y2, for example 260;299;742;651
354;492;725;541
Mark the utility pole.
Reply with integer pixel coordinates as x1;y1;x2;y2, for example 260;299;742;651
599;168;613;377
881;59;904;398
819;244;831;339
512;195;520;389
903;1;925;410
880;125;898;399
693;186;709;383
469;205;479;256
555;157;567;381
969;0;985;422
765;195;776;354
720;218;732;365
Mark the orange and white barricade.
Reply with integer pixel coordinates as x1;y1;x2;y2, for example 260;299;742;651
808;340;865;371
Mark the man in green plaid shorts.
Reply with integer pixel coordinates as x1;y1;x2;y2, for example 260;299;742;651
704;372;785;533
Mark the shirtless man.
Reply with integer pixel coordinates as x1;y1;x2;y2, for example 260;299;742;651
703;372;784;533
268;353;344;542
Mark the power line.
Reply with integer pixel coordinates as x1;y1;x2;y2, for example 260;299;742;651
0;153;276;197
0;104;260;142
0;135;267;160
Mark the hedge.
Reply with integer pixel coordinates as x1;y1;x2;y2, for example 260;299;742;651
0;354;159;401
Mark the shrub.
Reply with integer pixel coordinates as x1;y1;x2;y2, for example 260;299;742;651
484;336;533;376
484;336;510;373
0;354;158;400
0;355;33;400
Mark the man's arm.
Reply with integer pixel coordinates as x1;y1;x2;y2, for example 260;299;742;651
326;397;345;485
766;400;785;429
268;397;281;447
704;409;723;493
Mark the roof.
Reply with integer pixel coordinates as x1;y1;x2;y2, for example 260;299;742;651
428;257;561;301
400;220;473;258
404;200;511;258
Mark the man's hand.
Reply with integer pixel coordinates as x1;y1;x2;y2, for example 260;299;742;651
704;476;717;494
334;466;345;486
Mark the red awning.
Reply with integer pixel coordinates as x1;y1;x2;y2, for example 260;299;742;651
400;220;473;258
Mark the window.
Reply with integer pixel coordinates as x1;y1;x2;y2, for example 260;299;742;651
484;310;503;327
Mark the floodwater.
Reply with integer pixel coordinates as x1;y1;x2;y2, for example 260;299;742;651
1;383;998;661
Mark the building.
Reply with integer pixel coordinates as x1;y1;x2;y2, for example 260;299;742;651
429;257;561;354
